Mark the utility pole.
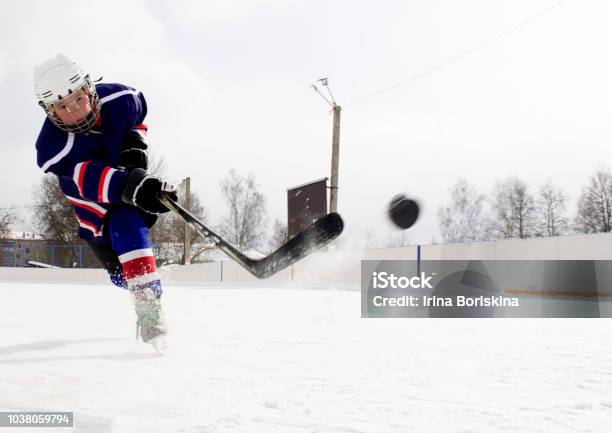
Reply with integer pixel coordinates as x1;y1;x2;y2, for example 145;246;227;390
312;78;341;213
330;103;341;213
183;176;191;265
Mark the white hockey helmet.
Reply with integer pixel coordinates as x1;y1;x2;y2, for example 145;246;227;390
33;53;100;133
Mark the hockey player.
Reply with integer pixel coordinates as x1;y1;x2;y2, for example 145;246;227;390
33;53;176;348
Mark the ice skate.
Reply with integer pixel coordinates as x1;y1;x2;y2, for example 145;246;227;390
133;287;168;347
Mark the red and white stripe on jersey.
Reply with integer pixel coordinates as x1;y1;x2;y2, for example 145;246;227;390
75;215;102;237
97;167;117;203
73;161;91;198
132;123;148;138
65;195;107;218
118;248;157;281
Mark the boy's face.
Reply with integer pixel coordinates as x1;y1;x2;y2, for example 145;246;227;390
50;87;93;126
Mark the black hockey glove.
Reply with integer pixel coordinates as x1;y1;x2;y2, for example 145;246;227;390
118;130;148;170
121;168;177;214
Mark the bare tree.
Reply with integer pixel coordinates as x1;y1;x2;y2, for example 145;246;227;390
32;175;80;244
438;179;490;243
147;155;215;264
0;208;17;266
0;207;17;239
147;151;166;178
268;218;288;252
220;169;267;252
151;182;213;263
575;169;612;234
535;179;568;237
491;177;536;239
491;180;517;238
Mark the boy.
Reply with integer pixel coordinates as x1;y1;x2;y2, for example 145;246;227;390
34;53;176;348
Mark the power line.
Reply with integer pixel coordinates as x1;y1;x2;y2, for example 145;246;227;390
344;0;569;107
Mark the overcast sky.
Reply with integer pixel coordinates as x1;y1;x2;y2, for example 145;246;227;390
2;0;611;245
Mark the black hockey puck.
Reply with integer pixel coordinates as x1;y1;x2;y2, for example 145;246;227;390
388;194;420;229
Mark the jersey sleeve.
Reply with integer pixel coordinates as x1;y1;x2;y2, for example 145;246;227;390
98;85;148;162
36;129;128;204
66;158;127;204
102;87;147;130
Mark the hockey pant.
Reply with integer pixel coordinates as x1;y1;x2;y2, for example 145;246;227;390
86;205;162;298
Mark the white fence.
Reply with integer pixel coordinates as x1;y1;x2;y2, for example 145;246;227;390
0;232;611;286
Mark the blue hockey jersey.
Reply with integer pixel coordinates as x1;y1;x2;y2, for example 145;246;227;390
35;83;148;241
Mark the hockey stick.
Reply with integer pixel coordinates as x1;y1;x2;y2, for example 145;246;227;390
157;192;344;279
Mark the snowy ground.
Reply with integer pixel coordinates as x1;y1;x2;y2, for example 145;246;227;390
1;281;611;433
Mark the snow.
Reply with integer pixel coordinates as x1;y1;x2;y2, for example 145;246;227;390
1;281;611;432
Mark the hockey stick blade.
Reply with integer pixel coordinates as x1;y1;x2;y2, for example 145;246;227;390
158;192;344;279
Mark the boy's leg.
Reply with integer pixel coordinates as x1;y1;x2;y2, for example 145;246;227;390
107;205;167;343
108;206;162;296
85;240;127;289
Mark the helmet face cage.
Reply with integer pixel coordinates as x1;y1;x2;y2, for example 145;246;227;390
40;76;100;134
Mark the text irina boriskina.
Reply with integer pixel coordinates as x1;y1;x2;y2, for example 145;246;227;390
370;272;520;307
372;295;520;307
